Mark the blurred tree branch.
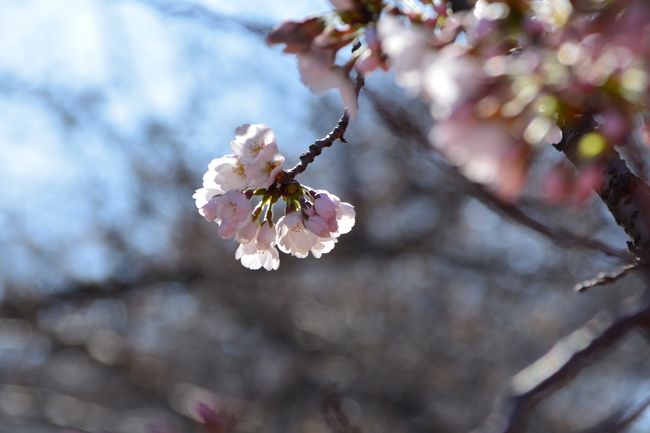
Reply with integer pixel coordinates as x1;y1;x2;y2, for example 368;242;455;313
481;304;650;433
115;0;272;35
575;396;650;433
365;89;631;262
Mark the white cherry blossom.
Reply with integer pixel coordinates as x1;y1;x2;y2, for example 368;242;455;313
230;124;278;165
235;222;280;271
193;188;222;221
245;152;285;189
202;155;248;193
276;212;319;258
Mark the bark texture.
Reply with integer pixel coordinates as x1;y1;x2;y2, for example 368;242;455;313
557;116;650;255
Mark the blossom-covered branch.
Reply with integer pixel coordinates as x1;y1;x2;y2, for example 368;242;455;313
193;124;356;270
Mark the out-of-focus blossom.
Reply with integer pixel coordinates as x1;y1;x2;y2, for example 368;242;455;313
542;162;574;203
297;47;358;118
473;0;510;21
423;45;484;117
266;18;326;53
531;0;572;29
378;14;432;94
356;27;386;74
330;0;354;11
430;113;525;199
575;163;604;205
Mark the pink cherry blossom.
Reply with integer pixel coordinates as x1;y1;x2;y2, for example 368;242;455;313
245;152;285;189
422;45;484;118
193;188;222;221
277;212;317;258
304;214;330;237
430;113;523;197
235;218;259;244
315;190;355;236
212;190;253;239
329;0;354;11
378;14;433;94
266;18;326;54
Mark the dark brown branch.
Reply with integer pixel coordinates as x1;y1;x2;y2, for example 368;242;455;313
484;305;650;433
285;112;350;179
285;75;365;179
557;116;650;254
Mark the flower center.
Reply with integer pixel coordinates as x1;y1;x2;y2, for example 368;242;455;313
264;160;281;174
251;139;265;155
233;161;246;177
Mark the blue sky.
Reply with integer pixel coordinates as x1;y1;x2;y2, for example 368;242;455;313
0;0;343;285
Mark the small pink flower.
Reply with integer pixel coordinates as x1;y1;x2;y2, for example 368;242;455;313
304;214;330;237
213;190;253;239
276;212;319;258
245;152;286;189
235;217;259;244
303;190;355;238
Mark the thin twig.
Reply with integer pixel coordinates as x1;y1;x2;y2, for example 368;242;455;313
482;305;650;433
285;112;350;179
574;262;641;293
121;0;272;35
285;75;365;179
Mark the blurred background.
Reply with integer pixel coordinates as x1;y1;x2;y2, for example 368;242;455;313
1;0;650;432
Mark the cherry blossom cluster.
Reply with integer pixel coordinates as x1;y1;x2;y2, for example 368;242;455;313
193;124;355;270
267;0;650;202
